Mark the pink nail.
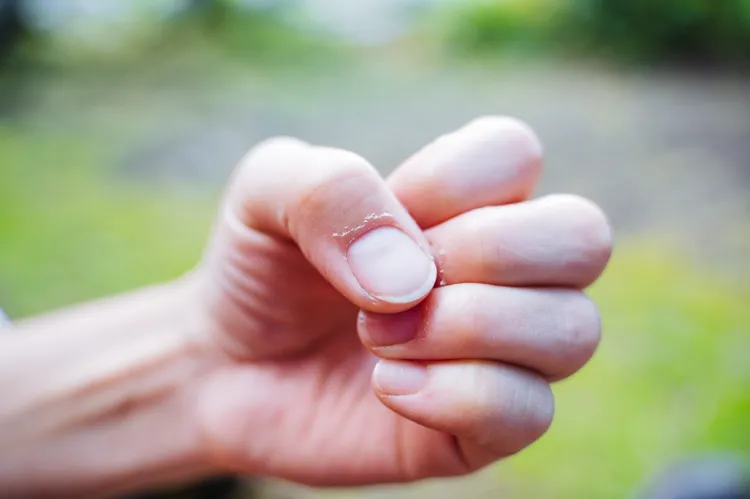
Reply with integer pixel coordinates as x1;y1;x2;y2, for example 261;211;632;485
360;308;422;346
373;360;428;396
347;226;436;304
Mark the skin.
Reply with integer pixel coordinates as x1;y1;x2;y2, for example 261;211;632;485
0;116;612;497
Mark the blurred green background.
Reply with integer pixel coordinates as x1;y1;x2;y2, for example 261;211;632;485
0;1;748;498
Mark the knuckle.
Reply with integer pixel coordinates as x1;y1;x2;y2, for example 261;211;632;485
444;363;555;458
530;380;555;439
312;146;375;175
492;369;554;455
288;148;378;224
466;115;544;164
299;149;376;197
545;194;614;275
224;136;311;230
506;373;554;453
240;136;309;173
558;292;601;375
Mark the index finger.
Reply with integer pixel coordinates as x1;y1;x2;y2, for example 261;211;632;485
388;116;544;228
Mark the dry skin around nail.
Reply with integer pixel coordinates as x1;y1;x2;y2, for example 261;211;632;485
333;213;397;240
344;218;438;304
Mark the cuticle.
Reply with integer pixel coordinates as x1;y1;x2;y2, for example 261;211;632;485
333;212;399;248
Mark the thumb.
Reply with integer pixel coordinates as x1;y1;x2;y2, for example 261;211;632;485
206;137;437;314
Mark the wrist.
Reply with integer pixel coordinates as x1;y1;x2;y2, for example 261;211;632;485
0;276;222;497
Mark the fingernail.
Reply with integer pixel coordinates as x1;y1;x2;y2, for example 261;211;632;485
359;308;421;346
347;226;437;304
373;360;427;396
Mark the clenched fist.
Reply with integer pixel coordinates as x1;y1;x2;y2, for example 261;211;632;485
193;116;612;483
0;116;612;497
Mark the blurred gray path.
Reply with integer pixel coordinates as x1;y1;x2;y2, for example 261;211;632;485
105;58;749;273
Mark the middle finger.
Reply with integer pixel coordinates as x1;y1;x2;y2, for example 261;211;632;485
427;194;613;289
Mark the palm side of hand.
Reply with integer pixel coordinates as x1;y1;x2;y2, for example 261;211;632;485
188;119;612;485
195;221;443;484
197;224;415;483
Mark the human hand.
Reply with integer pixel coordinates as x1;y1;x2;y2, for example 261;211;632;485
188;117;612;485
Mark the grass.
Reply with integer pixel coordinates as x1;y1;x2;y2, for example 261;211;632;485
12;2;349;73
0;127;215;316
0;128;748;498
506;241;750;497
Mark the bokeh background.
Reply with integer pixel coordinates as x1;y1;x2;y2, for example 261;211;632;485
0;1;749;498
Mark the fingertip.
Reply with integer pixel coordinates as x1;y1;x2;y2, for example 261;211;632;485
221;136;439;313
535;194;614;287
464;115;543;158
235;136;311;182
455;115;544;197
